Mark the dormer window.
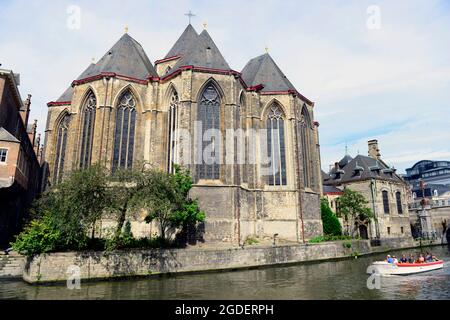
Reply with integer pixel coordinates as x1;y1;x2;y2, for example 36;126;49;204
370;165;381;175
383;168;394;177
353;163;364;177
334;169;345;180
165;66;172;75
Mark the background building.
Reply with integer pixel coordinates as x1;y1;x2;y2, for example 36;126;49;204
0;68;42;246
42;24;323;245
323;140;412;240
404;160;450;186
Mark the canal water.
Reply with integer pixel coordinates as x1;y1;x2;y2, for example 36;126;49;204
0;245;449;300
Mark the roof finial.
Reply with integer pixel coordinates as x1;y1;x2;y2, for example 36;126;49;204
124;25;129;34
265;45;269;54
345;142;349;155
203;21;208;30
91;57;96;64
185;10;196;24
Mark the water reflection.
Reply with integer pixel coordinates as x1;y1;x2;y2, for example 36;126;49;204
0;246;448;300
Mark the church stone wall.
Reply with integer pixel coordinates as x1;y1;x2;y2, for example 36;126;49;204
44;68;323;245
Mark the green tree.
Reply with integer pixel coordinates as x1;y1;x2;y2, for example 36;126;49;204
337;188;374;236
108;168;145;241
141;167;205;242
12;165;110;254
320;198;342;236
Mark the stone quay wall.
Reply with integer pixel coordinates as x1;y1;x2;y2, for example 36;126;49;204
21;238;423;284
17;237;442;284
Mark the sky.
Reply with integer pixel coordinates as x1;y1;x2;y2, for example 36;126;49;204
1;0;449;173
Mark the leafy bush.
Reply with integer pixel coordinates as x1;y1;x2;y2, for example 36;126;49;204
320;198;342;236
12;214;60;255
244;236;259;246
309;235;355;244
343;242;353;249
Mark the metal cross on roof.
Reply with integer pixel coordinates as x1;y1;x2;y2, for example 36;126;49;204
185;10;196;24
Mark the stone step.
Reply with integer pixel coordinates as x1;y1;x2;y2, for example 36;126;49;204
2;264;22;268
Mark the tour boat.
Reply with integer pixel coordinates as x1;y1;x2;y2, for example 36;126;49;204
368;260;444;276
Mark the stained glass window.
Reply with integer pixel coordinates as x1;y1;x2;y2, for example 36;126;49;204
197;84;221;180
167;90;179;173
53;113;71;183
396;192;403;214
79;92;96;169
300;107;311;188
113;90;137;172
266;104;287;186
382;191;390;214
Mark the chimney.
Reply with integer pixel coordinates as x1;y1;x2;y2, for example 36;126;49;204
368;139;381;160
20;94;32;127
28;119;37;147
34;133;41;155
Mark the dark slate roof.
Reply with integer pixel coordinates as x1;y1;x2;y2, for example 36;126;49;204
165;28;231;77
55;63;96;103
86;33;157;79
241;53;296;92
165;24;199;58
338;155;353;169
324;155;404;185
323;185;343;194
0;127;19;143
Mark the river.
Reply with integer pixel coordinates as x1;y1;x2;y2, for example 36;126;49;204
0;245;449;300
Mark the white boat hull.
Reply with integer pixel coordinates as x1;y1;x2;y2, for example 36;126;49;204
368;260;444;276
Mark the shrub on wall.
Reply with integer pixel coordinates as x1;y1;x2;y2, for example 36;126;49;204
320;198;343;236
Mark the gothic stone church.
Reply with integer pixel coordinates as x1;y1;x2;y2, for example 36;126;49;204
43;24;323;244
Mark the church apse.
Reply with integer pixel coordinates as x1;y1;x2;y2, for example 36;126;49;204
43;24;323;244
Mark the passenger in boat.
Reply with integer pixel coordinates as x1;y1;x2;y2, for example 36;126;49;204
392;256;399;263
432;255;439;262
386;255;394;263
417;254;425;263
399;255;408;263
425;252;433;262
408;254;415;263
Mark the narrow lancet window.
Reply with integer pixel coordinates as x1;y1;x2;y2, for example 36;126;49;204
53;113;71;183
113;90;137;171
197;84;221;180
167;90;179;173
79;92;96;169
300;107;311;188
266;104;287;186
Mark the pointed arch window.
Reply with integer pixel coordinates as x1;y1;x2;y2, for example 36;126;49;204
53;113;71;183
197;83;221;180
382;190;390;214
300;107;312;188
79;91;96;169
167;90;179;173
113;90;137;171
266;104;287;186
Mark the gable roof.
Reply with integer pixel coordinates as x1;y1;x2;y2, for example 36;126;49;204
0;127;20;143
165;24;199;58
241;53;296;92
325;155;405;185
166;28;231;76
86;33;157;80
